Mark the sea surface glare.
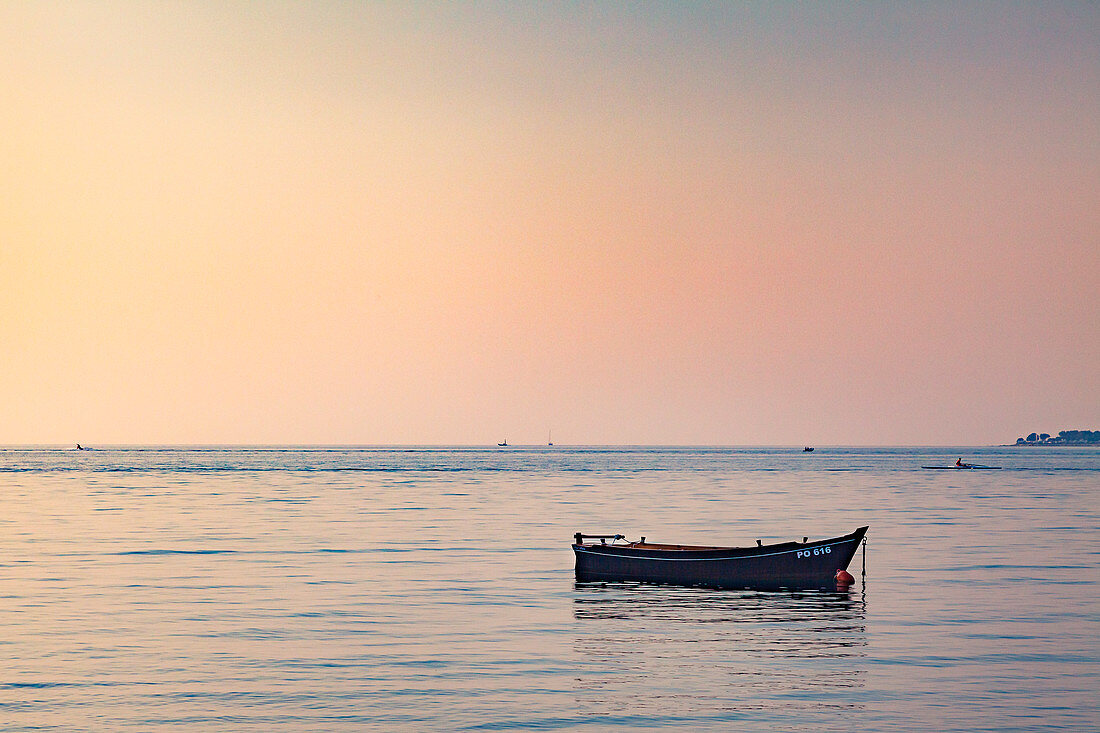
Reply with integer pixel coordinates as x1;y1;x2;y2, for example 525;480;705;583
0;446;1097;731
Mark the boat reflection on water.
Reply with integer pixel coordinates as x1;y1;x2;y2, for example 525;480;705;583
572;582;867;723
574;580;866;623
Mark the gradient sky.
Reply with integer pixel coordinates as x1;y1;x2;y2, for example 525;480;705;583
3;2;1097;445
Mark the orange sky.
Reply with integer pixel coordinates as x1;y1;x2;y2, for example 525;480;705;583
2;3;1097;445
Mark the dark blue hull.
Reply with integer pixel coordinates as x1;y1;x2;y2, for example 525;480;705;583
573;527;867;590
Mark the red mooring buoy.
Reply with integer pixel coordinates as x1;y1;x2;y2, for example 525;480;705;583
835;569;855;585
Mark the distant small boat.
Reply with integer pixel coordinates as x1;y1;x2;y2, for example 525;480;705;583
923;459;1001;470
498;440;508;447
922;464;1001;470
573;527;867;590
803;446;814;452
548;430;553;446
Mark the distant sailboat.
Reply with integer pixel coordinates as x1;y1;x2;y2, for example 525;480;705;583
548;430;553;446
498;440;508;447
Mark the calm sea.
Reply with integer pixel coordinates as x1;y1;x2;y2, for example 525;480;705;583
0;446;1096;731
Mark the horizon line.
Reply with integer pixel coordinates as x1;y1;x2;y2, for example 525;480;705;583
0;442;1055;449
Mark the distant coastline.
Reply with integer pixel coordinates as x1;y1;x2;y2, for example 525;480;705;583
1008;430;1099;446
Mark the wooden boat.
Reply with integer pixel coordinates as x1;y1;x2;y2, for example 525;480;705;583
573;526;867;590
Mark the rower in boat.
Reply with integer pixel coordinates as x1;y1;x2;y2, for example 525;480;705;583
922;460;999;469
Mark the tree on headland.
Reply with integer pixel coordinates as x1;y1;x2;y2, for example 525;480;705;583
1014;430;1100;445
1058;430;1100;444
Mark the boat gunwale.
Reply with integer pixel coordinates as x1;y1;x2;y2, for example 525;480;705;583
572;526;867;561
